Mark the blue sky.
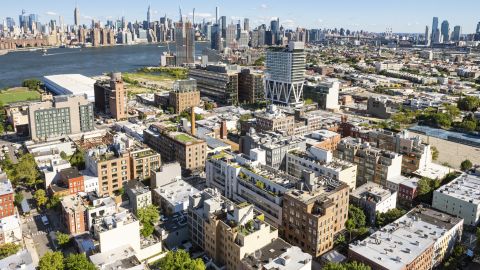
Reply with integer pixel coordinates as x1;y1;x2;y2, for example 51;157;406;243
2;0;480;33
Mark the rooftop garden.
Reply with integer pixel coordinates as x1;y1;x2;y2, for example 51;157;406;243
174;134;196;143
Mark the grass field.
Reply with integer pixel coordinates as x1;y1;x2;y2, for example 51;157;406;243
0;87;41;104
123;72;177;82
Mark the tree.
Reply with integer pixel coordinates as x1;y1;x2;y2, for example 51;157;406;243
47;194;62;209
460;159;473;171
417;177;432;196
334;234;346;245
55;231;71;247
0;243;20;259
348;204;366;228
304;98;314;105
456;119;477;132
39;251;64;270
137;205;160;237
431;146;439;161
322;261;371;270
444;104;460;119
154;250;205;270
59;151;68;160
14;193;24;206
376;208;406;227
22;78;41;90
345;219;356;241
64;254;96;270
34;189;48;208
69;149;85;170
457;96;480;111
14;153;39;187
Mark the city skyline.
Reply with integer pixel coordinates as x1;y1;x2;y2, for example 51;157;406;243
1;0;480;33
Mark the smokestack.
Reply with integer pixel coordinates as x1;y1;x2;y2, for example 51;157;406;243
220;120;227;139
191;107;196;136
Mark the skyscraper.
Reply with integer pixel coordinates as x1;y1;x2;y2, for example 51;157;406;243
74;5;80;26
452;25;461;41
220;16;227;38
424;25;430;46
431;17;439;43
225;23;237;48
174;20;195;66
244;18;250;32
441;20;450;43
265;41;306;107
211;24;223;51
147;5;151;27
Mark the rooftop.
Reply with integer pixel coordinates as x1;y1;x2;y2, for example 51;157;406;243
0;179;13;196
0;249;34;270
43;74;96;101
351;182;396;203
434;173;480;205
154;179;200;208
89;245;143;270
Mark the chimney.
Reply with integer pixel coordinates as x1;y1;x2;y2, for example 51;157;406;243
341;115;348;123
220;120;227;139
191;107;196;136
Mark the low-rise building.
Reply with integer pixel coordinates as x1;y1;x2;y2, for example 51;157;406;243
188;189;278;269
152;178;200;215
255;105;295;136
61;194;88;235
129;145;161;181
350;182;397;224
0;250;35;270
0;179;14;219
126;181;152;215
432;172;480;226
0;215;22;244
93;211;141;253
168;79;201;114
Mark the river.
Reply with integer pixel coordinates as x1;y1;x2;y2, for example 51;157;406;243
0;42;209;88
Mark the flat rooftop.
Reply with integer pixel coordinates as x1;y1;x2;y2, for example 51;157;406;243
89;245;143;270
0;179;13;196
154;179;200;208
351;182;395;203
434;173;480;205
413;163;453;180
43;74;96;101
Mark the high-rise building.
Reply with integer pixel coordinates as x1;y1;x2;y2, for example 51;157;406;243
5;17;15;29
424;25;430;46
431;17;440;43
220;16;227;37
452;25;461;41
265;41;306;107
174;20;195;66
74;5;80;26
168;79;201;114
28;95;94;141
243;18;250;32
226;23;237;48
147;5;151;27
211;24;223;51
441;20;450;43
238;68;264;104
189;64;239;105
94;73;127;121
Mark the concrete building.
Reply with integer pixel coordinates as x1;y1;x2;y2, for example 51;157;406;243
28;95;94;141
189;64;239;105
188;189;278;269
335;137;402;188
238;68;265;104
126;181;152;215
93;211;141;253
350;182;397;224
367;97;394;119
432;173;480;226
286;146;357;191
89;245;145;270
129;145;161;181
265;42;306;107
255;105;295;135
94;72;127;121
43;74;96;101
309;79;340;111
168;79;200;114
0;215;22;244
349;206;463;270
0;250;35;270
0;179;14;219
144;124;207;171
282;176;350;257
240;238;312;270
152;178;200;215
61;194;88;235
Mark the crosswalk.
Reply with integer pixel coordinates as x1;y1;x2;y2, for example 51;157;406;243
31;227;54;237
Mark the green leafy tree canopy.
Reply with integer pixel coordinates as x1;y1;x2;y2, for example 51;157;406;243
154;250;205;270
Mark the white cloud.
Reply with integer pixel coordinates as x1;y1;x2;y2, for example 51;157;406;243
45;11;57;16
260;4;268;9
188;12;212;19
82;15;93;20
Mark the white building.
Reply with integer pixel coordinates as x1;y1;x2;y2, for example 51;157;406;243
43;74;96;101
126;181;152;215
0;215;22;244
350;182;397;224
432;173;480;226
94;211;141;253
152;179;200;215
89;245;145;270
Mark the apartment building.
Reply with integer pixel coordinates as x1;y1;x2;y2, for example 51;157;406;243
93;211;141;253
168;79;200;114
255;105;295;135
144;124;207;171
350;182;397;224
189;64;239;105
0;180;14;219
349;206;463;269
188;189;278;269
305;130;341;151
282;175;349;257
28;95;94;141
335;137;402;188
61;194;88;235
94;72;127;121
129;145;161;181
286;146;357;191
432;172;480;226
125;181;152;216
85;147;130;197
238;68;265;104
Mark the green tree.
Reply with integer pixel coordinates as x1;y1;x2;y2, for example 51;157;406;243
457;96;480;111
431;146;439;161
322;261;371;270
137;205;160;237
22;78;42;90
0;243;20;259
39;251;64;270
154;250;205;270
47;194;62;209
69;150;85;170
14;193;24;206
345;219;356;241
460;159;473;171
64;254;96;270
444;104;461;118
34;189;48;208
14;153;39;187
348;204;366;228
457;119;477;132
304;98;314;105
375;208;406;227
417;177;432;196
60;151;68;160
55;231;71;247
334;234;346;245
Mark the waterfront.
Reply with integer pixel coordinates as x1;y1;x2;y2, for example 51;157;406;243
0;42;208;88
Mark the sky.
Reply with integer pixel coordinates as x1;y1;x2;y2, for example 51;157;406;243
2;0;480;33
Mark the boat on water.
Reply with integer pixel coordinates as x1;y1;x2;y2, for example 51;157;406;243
0;50;8;56
43;49;48;56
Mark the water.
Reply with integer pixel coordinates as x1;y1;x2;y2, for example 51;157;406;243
0;42;208;88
